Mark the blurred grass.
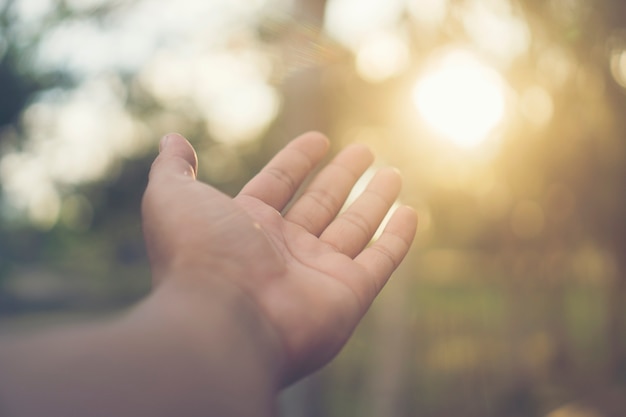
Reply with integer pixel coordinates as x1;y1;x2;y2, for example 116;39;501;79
1;261;620;417
308;278;617;417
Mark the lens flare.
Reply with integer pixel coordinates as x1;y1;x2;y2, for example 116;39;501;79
413;49;507;148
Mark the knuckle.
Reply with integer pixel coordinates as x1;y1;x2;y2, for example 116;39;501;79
265;166;297;194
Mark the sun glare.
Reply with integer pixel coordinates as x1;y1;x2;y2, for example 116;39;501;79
413;50;507;148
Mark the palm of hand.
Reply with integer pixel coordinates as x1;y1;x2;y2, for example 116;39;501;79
143;132;417;384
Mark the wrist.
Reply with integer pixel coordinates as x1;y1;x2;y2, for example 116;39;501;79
147;271;286;390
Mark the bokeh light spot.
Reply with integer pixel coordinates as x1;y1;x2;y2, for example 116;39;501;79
462;0;530;66
407;0;449;30
356;31;409;83
205;81;281;145
413;49;507;148
325;0;405;49
29;184;61;230
610;47;626;89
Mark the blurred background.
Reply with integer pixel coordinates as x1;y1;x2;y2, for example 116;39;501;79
0;0;625;416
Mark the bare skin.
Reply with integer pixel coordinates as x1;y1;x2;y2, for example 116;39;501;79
0;132;417;416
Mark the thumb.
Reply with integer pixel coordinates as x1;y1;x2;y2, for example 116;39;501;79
142;133;198;282
149;133;198;182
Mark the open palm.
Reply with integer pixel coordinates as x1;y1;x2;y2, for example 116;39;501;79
142;132;417;384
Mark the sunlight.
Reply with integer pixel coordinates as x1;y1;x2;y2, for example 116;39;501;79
325;0;404;49
610;47;626;89
412;49;507;148
407;0;448;30
356;30;409;82
342;168;398;241
461;0;530;66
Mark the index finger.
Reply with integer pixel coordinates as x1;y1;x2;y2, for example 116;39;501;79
238;132;330;211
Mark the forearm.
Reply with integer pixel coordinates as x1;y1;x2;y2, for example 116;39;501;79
0;279;282;417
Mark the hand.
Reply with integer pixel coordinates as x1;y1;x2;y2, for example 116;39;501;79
141;132;417;385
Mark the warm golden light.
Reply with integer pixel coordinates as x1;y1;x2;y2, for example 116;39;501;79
356;31;409;82
413;50;507;148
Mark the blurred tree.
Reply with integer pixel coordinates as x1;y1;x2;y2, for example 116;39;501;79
0;0;150;312
515;0;626;384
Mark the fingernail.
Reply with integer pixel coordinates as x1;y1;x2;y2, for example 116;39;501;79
159;135;170;152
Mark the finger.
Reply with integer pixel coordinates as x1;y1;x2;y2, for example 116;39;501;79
142;133;199;283
148;133;198;183
284;144;374;236
238;132;330;211
320;167;402;258
354;205;417;300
